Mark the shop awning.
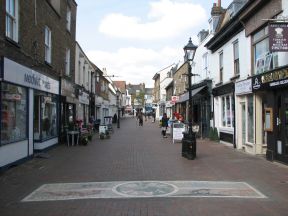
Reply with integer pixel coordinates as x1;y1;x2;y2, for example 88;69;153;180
177;86;206;103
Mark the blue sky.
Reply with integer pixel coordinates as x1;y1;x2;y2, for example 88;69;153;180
76;0;231;87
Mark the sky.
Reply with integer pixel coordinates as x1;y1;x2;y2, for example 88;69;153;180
76;0;232;88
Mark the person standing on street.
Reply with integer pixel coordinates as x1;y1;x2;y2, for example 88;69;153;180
161;113;168;138
138;110;144;126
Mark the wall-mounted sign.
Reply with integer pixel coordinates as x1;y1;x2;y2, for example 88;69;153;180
3;58;59;94
269;22;288;52
171;96;179;102
235;79;252;95
252;67;288;91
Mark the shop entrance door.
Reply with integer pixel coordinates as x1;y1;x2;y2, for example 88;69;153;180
276;91;288;163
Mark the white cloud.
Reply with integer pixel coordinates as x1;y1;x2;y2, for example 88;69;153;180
87;46;183;87
99;0;206;40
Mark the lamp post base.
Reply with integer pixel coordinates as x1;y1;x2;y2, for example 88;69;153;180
181;131;196;160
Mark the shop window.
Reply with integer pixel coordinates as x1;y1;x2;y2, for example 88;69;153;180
1;83;27;145
221;94;234;128
6;0;18;42
247;95;254;143
34;91;58;141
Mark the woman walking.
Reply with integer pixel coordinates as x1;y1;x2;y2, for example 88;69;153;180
161;113;169;138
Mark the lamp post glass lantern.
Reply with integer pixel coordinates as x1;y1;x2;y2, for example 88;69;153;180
116;90;121;128
182;37;197;160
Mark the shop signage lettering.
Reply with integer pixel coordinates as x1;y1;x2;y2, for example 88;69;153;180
4;58;59;95
252;68;288;91
24;74;40;86
24;73;51;90
235;79;252;95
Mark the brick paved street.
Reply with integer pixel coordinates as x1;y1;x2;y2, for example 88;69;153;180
1;116;288;216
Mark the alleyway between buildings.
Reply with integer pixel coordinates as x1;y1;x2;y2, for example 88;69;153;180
0;116;288;216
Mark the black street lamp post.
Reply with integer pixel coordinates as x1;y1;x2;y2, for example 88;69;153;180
116;90;121;128
182;37;198;160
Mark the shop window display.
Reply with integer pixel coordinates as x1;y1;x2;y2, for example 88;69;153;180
34;91;58;140
1;83;27;145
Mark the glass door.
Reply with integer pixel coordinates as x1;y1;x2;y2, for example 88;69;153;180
276;91;288;163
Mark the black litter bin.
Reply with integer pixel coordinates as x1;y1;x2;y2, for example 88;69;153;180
182;131;196;160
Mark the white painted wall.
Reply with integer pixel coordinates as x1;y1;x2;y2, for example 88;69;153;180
0;141;28;167
209;30;250;85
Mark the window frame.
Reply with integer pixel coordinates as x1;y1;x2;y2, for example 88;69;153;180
65;48;70;76
252;26;269;75
233;40;240;76
5;0;19;42
44;26;52;64
219;51;223;83
221;94;234;128
66;7;71;31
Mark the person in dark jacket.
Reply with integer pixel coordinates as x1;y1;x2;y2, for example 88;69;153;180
161;113;169;138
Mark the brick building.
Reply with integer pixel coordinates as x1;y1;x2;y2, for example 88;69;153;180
0;0;77;169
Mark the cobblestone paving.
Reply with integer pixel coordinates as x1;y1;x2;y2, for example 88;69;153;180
22;180;266;201
1;117;288;216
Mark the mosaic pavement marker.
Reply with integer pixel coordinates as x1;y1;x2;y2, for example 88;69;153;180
22;181;266;202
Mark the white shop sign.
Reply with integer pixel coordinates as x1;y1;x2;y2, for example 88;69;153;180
235;79;252;95
173;123;185;143
3;58;59;94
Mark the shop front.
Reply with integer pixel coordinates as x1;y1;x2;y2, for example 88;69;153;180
252;66;288;164
77;91;90;127
0;57;59;168
235;78;257;154
60;78;76;139
212;82;235;146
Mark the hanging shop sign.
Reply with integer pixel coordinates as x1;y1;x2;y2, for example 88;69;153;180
3;58;59;94
252;67;288;91
78;91;89;105
171;96;179;102
269;22;288;52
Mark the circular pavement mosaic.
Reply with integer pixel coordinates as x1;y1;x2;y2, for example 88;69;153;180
113;181;178;197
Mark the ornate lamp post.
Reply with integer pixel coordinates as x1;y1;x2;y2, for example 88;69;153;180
116;89;121;128
182;37;198;159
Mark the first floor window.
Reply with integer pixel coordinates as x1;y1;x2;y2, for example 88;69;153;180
65;49;70;76
45;26;52;64
1;83;27;145
6;0;18;42
34;91;58;140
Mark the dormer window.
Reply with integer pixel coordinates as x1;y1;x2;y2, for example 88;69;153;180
209;16;220;33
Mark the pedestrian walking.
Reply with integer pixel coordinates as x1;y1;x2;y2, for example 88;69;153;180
137;110;144;126
161;113;168;138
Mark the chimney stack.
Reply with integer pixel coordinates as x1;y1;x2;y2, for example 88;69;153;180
218;0;221;7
